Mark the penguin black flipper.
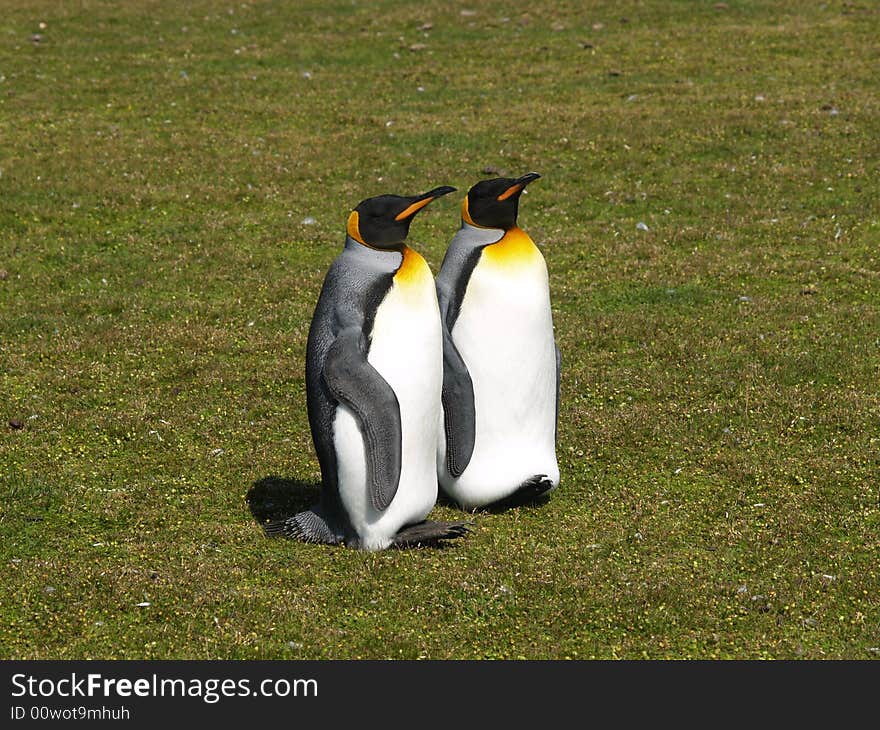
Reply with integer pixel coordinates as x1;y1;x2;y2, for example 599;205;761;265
441;329;476;478
322;327;402;512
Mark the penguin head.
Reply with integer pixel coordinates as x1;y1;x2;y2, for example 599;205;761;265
347;186;457;249
462;172;541;230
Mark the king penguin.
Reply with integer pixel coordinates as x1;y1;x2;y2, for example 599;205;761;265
267;186;471;550
435;173;561;509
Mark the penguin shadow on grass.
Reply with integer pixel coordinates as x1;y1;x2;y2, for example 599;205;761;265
246;475;320;530
246;476;473;550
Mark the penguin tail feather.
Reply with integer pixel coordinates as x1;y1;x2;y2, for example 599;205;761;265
392;520;473;549
263;510;340;545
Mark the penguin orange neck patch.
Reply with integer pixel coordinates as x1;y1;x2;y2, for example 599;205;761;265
347;211;366;244
461;196;476;226
481;227;541;269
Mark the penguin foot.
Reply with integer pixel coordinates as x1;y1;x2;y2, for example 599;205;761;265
264;509;341;545
391;520;473;549
485;475;554;512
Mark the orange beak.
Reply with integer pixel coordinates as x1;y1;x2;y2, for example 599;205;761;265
497;172;542;201
395;186;457;221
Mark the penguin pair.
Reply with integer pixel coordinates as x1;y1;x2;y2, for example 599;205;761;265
267;174;559;550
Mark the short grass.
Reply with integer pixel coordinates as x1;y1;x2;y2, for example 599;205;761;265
1;0;878;659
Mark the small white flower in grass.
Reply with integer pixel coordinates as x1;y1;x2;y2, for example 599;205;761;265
301;216;316;225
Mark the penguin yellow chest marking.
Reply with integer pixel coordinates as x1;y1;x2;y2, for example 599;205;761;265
393;245;434;298
481;227;542;271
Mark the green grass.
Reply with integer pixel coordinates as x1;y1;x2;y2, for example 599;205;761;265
1;0;878;659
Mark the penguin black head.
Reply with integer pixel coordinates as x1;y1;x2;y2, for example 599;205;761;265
347;186;457;249
462;172;541;230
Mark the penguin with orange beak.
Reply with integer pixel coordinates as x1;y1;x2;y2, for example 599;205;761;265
268;186;470;550
436;174;561;509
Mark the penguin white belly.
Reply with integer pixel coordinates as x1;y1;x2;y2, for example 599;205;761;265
333;269;442;550
441;250;559;507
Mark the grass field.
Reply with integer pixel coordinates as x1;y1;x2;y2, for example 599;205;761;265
1;0;878;659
